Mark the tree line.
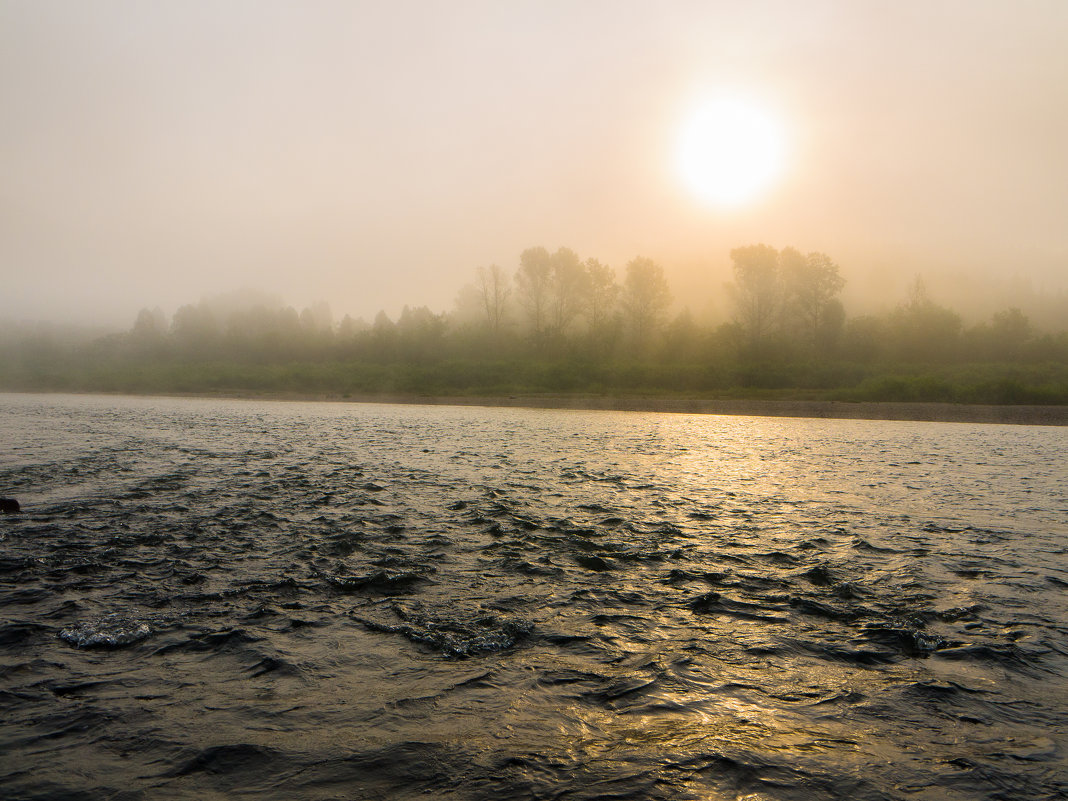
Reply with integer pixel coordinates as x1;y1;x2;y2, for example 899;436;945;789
123;244;1065;363
2;244;1067;403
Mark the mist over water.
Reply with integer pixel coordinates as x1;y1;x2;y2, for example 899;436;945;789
1;394;1066;800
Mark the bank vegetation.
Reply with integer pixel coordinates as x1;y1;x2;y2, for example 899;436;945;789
3;245;1067;405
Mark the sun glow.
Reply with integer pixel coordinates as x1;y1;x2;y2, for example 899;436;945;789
676;96;787;207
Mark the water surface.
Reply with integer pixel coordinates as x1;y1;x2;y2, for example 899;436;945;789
1;393;1066;800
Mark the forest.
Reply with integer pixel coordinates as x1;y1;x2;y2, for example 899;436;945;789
3;244;1067;405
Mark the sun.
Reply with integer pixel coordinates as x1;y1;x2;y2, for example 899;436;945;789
676;96;787;207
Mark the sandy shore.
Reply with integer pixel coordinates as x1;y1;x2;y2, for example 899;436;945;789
393;395;1068;425
198;391;1068;426
7;389;1067;425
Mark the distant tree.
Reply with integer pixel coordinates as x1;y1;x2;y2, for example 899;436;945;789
128;307;169;358
782;249;846;352
817;299;847;352
131;307;167;339
370;310;397;360
990;307;1031;348
622;257;672;345
171;302;220;356
840;314;885;361
584;258;619;332
662;308;702;361
475;264;511;335
888;276;962;361
299;301;334;335
277;306;303;342
396;305;446;361
729;244;781;350
337;314;365;340
546;247;590;339
515;246;553;342
203;289;284;322
967;307;1033;360
187;291;306;361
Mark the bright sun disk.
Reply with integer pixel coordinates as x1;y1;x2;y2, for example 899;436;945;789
677;97;787;207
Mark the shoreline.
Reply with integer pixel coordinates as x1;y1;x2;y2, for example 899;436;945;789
410;395;1068;425
348;393;1068;425
6;389;1067;425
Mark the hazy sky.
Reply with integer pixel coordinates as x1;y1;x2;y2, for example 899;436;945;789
2;0;1066;327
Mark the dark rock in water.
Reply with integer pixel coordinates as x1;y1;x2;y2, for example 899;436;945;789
0;498;20;514
59;616;152;648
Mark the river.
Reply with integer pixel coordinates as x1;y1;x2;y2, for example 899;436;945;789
1;393;1065;800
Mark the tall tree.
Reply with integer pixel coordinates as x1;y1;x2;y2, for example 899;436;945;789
171;302;220;356
547;247;590;338
514;246;553;341
129;307;169;357
584;258;619;332
396;305;446;361
782;249;846;351
729;244;781;349
370;310;398;361
337;314;365;341
131;307;168;340
476;264;510;335
622;257;672;344
299;301;334;335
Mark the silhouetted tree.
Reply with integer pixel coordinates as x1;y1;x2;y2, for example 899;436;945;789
584;258;620;353
966;307;1033;360
370;310;397;360
299;301;334;335
129;307;169;357
337;314;365;341
585;259;619;330
171;303;220;356
662;308;703;361
888;276;962;361
131;307;168;339
729;244;781;350
840;315;885;361
515;246;553;342
475;264;510;335
623;257;671;346
990;307;1031;349
396;305;446;361
782;249;846;353
546;247;590;339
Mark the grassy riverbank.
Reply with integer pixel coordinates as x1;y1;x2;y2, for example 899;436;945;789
5;347;1068;425
4;358;1068;403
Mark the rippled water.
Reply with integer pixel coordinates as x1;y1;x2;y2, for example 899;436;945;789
1;393;1066;800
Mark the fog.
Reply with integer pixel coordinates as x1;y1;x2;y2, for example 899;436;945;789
2;1;1066;330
